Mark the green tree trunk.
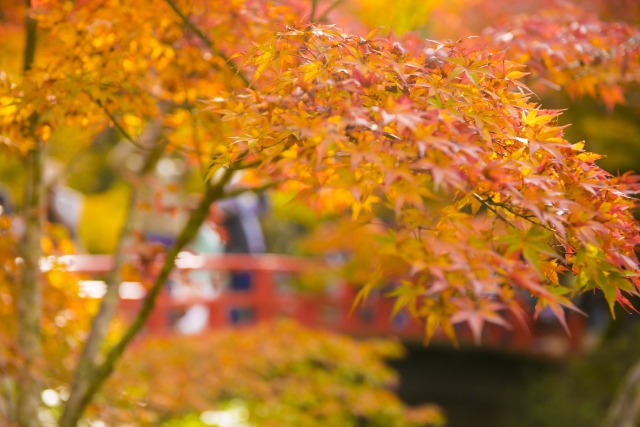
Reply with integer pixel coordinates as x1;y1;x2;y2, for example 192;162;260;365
16;5;42;427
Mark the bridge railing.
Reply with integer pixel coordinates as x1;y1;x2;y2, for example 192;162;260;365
60;253;585;357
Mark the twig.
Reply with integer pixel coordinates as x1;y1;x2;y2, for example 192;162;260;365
92;98;152;150
310;0;319;22
317;0;344;22
482;195;555;233
472;193;517;229
220;180;281;199
164;0;250;86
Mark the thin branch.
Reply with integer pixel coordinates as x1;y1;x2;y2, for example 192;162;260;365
486;197;555;233
310;0;319;22
92;98;154;151
234;159;262;170
60;124;169;427
164;0;250;86
220;180;281;199
22;10;36;74
316;0;344;22
472;193;517;229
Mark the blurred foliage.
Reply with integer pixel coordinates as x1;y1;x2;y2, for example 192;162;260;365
344;0;640;39
502;323;640;427
545;91;640;176
96;321;444;427
77;182;130;254
0;220;122;420
344;0;437;35
261;189;325;255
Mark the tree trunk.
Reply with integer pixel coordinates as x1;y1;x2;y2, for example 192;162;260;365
16;5;41;427
59;188;136;427
601;360;640;427
16;142;43;427
58;169;232;427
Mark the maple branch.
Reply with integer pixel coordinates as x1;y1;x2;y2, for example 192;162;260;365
59;187;139;427
22;8;36;74
472;193;518;229
473;193;572;267
93;98;156;151
316;0;344;22
220;180;282;199
234;158;262;170
60;167;235;427
473;193;555;233
60;126;168;427
163;0;250;86
310;0;319;22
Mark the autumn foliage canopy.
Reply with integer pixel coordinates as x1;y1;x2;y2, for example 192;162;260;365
212;22;640;342
1;0;640;425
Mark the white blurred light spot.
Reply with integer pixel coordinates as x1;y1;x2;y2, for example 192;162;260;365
78;281;107;299
58;386;70;402
39;256;56;272
41;389;60;407
176;304;209;335
119;281;146;299
200;407;250;426
57;255;77;270
176;252;204;269
237;191;258;209
37;408;56;425
54;313;68;327
157;158;183;177
89;421;107;427
498;32;514;42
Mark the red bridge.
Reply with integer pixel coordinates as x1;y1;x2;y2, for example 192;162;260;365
57;253;585;358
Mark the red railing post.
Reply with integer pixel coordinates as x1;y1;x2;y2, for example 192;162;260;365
147;286;169;334
253;270;273;323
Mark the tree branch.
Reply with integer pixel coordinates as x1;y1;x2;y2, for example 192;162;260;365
220;180;281;200
310;0;319;22
60;125;168;427
92;98;159;151
316;0;344;22
22;6;36;74
472;193;520;229
472;193;555;233
59;167;234;427
163;0;250;86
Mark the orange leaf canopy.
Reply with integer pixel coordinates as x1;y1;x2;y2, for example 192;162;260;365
210;25;640;342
